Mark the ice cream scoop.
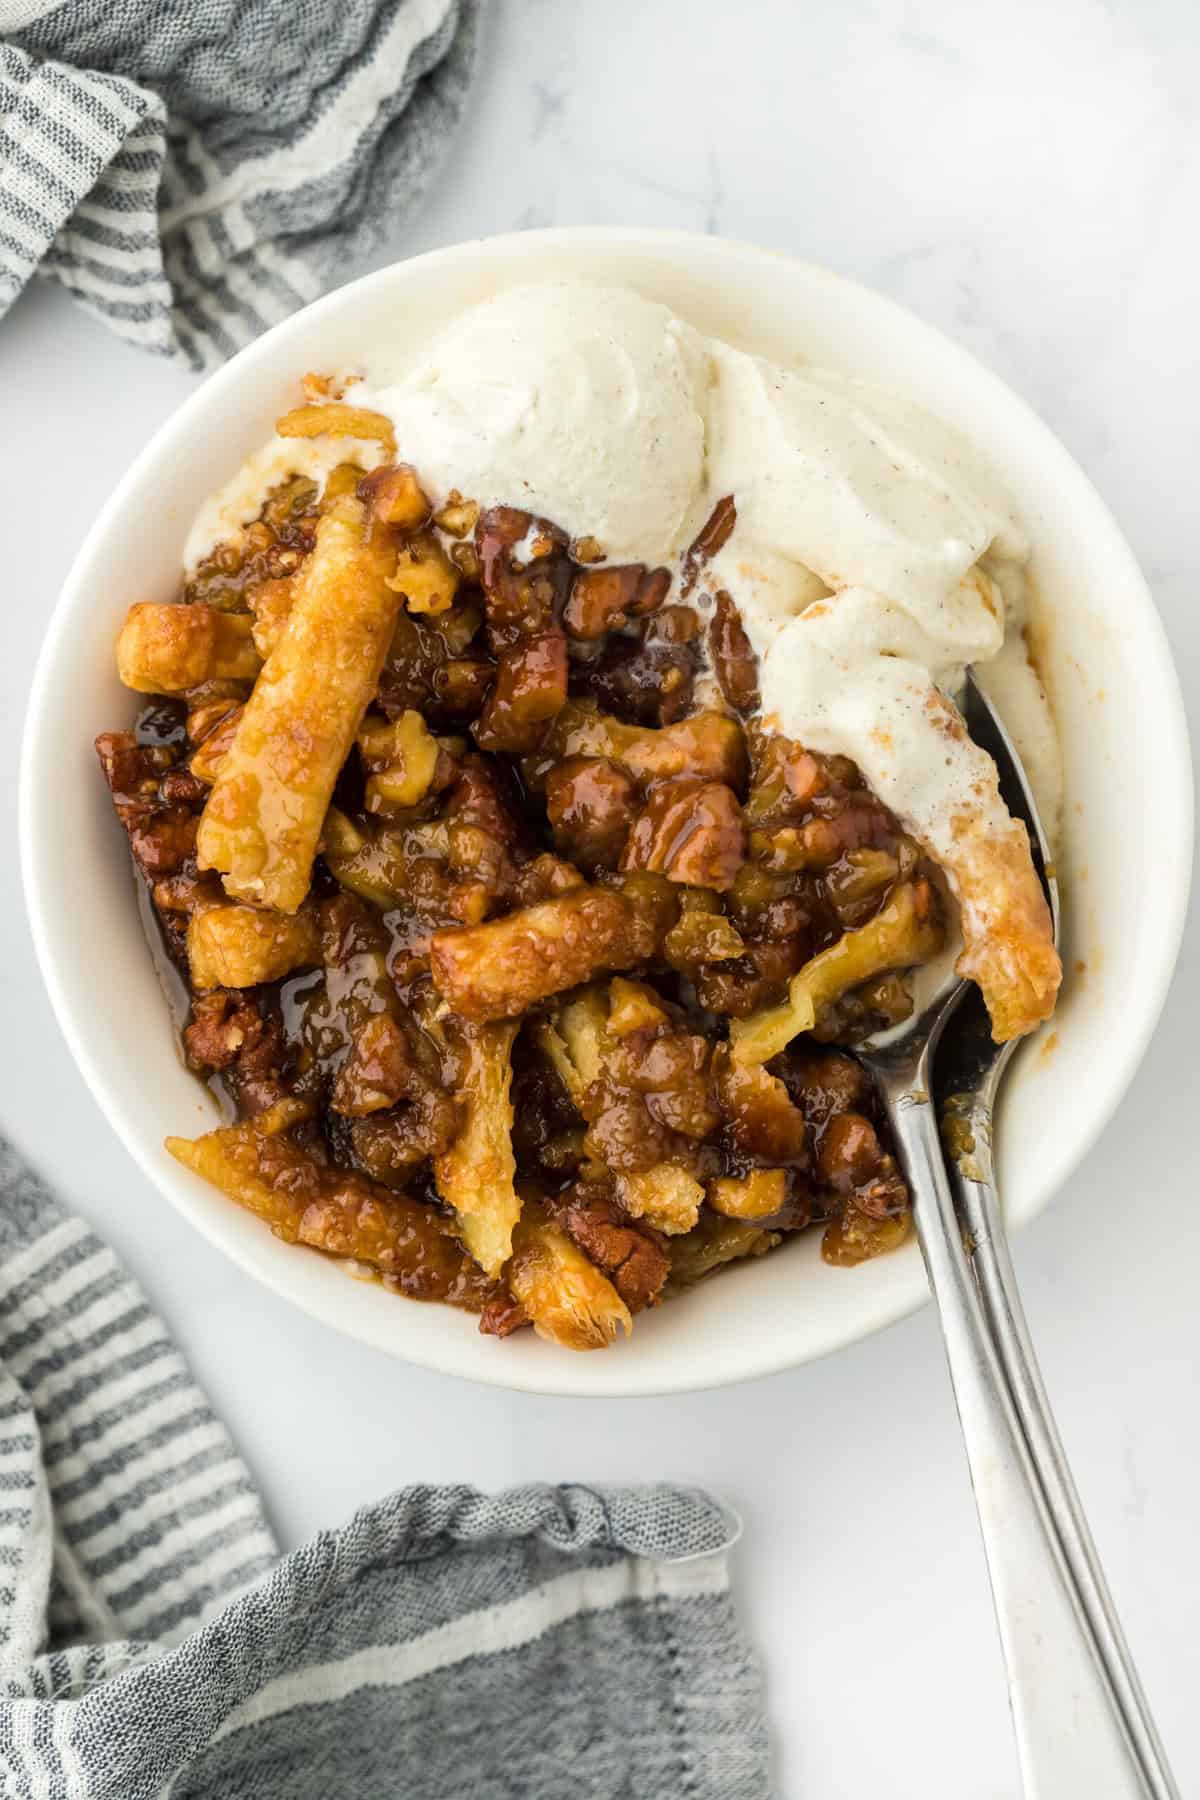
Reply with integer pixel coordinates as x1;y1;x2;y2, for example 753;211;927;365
362;282;709;568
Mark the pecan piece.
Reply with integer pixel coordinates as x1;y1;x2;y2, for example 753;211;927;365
544;1178;669;1313
708;589;760;715
621;777;746;891
563;563;670;639
545;756;638;873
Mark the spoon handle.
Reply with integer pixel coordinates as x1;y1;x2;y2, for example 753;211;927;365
881;1076;1164;1799
946;1092;1179;1800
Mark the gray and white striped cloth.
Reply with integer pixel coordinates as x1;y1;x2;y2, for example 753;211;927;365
0;0;481;369
0;1143;771;1797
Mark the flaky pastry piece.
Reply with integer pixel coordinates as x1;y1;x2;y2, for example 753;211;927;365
880;686;1060;1043
166;1099;495;1311
431;1018;521;1279
507;1195;631;1351
275;401;397;455
542;701;746;788
877;676;1065;1051
613;1165;704;1236
730;879;944;1066
936;703;1061;1041
186;903;319;990
429;887;636;1022
196;490;402;914
117;602;260;695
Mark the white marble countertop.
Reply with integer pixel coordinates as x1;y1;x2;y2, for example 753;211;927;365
1;2;1197;1793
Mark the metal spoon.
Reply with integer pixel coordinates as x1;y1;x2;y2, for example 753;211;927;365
857;672;1178;1800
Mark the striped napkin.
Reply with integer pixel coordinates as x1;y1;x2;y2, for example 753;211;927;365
0;1145;771;1797
0;0;480;368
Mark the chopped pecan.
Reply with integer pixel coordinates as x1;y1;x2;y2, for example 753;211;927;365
544;1177;669;1313
478;1292;528;1337
386;531;460;616
349;1091;462;1182
432;657;494;718
621;777;746;891
510;852;586;905
358;463;432;533
715;1050;808;1167
333;1014;418;1117
545;756;638;873
563;563;669;639
709;589;760;715
708;1168;810;1229
815;1112;908;1218
184;990;265;1073
189;704;244;784
681;494;736;594
183;990;295;1117
475;506;572;652
95;730;203;881
618;1029;719;1139
445;753;527;849
571;625;697;727
474;630;568;752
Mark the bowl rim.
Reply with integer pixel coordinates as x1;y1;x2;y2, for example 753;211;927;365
19;226;1195;1397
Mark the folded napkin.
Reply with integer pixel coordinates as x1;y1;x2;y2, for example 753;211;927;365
0;0;480;368
0;1142;771;1797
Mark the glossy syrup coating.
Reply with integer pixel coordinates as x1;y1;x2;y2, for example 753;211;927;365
98;465;943;1340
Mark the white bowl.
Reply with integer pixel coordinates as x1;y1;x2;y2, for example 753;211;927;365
20;229;1193;1397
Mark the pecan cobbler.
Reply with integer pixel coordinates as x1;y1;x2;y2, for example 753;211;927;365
97;370;1060;1350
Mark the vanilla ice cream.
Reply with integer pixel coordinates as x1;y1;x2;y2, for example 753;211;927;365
360;284;709;568
187;279;1061;873
183;430;389;571
696;340;1053;864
